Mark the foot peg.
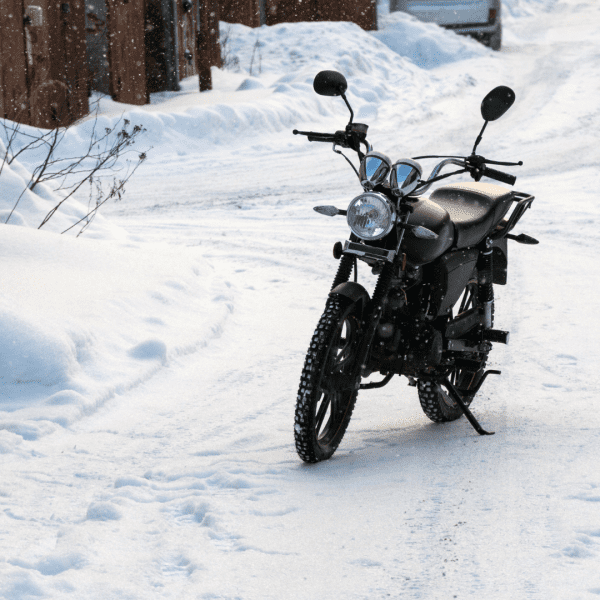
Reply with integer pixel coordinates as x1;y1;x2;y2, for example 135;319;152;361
507;233;539;245
482;329;509;344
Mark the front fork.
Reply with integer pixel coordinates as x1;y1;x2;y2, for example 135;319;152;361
332;211;412;382
330;252;396;382
330;253;355;291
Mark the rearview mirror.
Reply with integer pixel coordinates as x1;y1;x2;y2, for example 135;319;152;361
481;86;515;121
313;71;348;97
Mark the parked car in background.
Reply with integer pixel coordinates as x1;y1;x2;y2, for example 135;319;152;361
389;0;502;50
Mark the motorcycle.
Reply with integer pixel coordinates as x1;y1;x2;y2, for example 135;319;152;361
293;70;538;463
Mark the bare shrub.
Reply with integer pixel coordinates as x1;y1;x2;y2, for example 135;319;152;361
220;24;240;71
1;104;147;235
248;36;263;76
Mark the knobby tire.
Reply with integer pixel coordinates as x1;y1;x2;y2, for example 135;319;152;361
294;295;361;463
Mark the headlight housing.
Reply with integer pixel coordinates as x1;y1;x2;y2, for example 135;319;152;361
346;192;396;241
359;151;392;191
390;159;422;198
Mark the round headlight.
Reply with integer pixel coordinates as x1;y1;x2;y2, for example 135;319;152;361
346;192;396;241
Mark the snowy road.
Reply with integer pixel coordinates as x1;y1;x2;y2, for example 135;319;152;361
2;0;600;598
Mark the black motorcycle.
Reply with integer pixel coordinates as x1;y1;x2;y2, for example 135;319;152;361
293;70;538;463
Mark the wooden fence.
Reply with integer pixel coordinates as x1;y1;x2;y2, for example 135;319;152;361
0;0;223;125
264;0;377;31
0;0;28;123
2;0;377;128
88;0;223;104
0;0;88;127
221;0;260;27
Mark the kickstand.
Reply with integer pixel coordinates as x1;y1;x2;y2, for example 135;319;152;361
442;370;501;436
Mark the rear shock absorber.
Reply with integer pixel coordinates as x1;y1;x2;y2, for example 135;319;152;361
478;247;494;328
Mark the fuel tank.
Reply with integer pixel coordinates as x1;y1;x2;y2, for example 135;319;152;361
402;197;454;266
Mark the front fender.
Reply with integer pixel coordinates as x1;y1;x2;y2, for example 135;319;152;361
329;282;370;316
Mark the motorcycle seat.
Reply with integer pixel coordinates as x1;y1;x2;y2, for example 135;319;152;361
429;182;515;248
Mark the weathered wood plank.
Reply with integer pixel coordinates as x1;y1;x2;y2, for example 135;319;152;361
178;0;198;81
107;0;148;105
265;0;315;25
25;0;89;127
0;0;29;121
197;0;221;91
265;0;377;30
220;0;259;27
86;0;110;94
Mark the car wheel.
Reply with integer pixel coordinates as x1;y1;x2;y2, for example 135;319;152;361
486;22;502;51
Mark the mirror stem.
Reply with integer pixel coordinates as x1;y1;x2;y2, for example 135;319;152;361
471;120;488;155
341;93;354;126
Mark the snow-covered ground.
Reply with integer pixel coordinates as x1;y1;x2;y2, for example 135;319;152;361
1;0;600;597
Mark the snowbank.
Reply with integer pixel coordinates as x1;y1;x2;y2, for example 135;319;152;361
82;19;436;156
0;223;232;443
373;10;491;69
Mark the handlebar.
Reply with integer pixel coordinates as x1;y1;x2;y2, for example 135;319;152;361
293;130;338;144
414;155;519;195
293;126;372;156
294;128;519;189
293;129;349;147
480;166;517;186
467;154;517;186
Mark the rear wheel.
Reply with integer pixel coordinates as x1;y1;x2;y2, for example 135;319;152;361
294;296;361;463
418;281;490;423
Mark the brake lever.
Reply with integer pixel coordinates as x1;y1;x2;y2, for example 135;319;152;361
483;158;523;167
468;155;523;168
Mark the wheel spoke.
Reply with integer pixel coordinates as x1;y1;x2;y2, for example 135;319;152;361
458;281;476;314
315;393;332;434
464;370;477;391
332;319;356;370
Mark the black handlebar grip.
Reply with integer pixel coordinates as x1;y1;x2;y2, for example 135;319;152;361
307;134;336;143
482;166;517;186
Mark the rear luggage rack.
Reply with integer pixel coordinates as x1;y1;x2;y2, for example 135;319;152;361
491;192;535;240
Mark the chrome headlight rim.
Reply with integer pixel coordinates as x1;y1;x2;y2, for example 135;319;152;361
346;192;396;241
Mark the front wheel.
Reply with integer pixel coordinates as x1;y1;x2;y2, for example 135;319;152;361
294;296;362;463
